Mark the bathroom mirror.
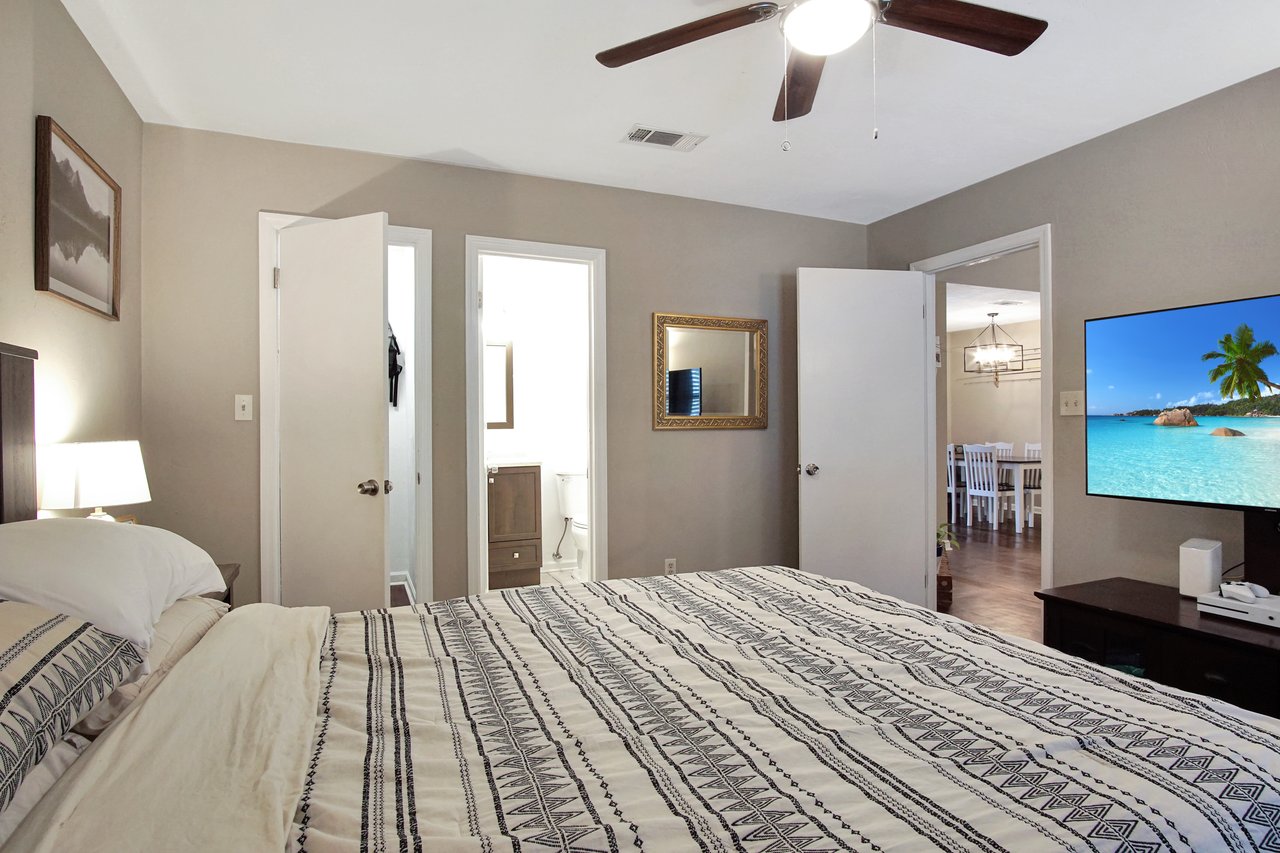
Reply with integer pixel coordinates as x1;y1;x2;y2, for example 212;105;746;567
653;313;767;430
484;342;514;429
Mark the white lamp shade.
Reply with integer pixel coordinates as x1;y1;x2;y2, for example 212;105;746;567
39;441;152;510
783;0;874;57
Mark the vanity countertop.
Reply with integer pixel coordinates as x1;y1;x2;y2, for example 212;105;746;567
486;459;541;468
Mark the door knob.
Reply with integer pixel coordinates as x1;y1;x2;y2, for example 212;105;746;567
805;463;820;476
384;480;393;494
357;479;380;496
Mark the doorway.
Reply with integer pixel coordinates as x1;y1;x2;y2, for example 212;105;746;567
258;213;433;609
465;237;607;596
912;227;1052;641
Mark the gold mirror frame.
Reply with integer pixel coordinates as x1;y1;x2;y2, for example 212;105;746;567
653;313;768;430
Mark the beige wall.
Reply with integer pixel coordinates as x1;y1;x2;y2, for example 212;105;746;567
871;67;1280;587
947;319;1041;451
0;0;143;459
140;125;868;602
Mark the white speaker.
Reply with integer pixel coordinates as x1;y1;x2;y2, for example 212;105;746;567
1180;538;1222;598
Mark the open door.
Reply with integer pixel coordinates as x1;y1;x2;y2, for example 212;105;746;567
277;213;389;611
797;268;936;607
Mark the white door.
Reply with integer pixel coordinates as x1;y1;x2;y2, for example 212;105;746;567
278;213;389;612
797;268;936;607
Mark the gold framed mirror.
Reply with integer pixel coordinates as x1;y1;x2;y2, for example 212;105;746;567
653;313;767;430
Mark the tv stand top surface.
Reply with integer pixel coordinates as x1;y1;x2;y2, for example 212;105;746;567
1035;577;1280;653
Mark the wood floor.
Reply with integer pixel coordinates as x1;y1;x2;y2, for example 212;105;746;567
946;521;1043;643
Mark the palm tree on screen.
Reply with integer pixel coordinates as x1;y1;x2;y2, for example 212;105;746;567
1202;323;1280;401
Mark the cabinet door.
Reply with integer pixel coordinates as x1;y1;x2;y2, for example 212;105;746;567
488;466;541;542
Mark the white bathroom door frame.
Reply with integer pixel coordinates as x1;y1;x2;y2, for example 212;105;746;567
909;224;1054;590
464;236;608;596
258;212;434;605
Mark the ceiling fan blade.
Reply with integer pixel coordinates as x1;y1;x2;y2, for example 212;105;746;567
880;0;1047;56
596;3;780;68
773;52;826;122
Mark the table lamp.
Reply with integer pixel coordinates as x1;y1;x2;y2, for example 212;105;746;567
39;440;152;521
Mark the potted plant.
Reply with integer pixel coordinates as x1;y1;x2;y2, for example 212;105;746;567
936;524;958;612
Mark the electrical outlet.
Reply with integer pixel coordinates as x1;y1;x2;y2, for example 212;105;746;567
663;558;677;576
1059;390;1084;416
234;394;254;421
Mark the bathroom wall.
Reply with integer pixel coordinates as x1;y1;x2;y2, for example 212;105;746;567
386;245;416;585
482;254;591;570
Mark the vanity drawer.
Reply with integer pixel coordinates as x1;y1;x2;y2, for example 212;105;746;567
490;539;541;572
490;568;539;590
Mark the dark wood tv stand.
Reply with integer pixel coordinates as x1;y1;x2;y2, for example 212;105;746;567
1035;577;1280;717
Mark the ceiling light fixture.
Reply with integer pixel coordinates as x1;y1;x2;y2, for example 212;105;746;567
963;312;1025;387
782;0;875;57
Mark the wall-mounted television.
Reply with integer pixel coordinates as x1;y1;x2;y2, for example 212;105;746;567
1085;293;1280;589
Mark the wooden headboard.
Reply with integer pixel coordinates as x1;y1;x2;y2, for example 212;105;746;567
0;342;38;523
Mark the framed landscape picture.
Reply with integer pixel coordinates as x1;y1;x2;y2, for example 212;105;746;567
34;116;121;320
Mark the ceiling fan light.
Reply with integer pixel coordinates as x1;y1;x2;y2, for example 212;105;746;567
783;0;874;57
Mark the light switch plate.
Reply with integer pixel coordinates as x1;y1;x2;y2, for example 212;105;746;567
234;394;254;421
1060;390;1084;416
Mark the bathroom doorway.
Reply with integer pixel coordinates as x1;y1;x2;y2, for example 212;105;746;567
464;237;607;595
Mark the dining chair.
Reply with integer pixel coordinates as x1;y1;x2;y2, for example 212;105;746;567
1023;442;1043;528
991;442;1015;518
946;444;967;524
963;444;1013;529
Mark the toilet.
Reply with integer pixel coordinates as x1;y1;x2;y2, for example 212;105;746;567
555;473;589;579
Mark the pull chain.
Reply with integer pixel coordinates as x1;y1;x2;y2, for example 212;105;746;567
780;33;792;152
871;14;879;140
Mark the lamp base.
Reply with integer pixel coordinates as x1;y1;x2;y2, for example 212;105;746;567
86;508;116;522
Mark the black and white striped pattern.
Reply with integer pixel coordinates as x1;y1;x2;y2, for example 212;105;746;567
292;567;1280;852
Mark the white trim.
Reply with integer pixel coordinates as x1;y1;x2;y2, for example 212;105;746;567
258;212;322;605
465;236;608;596
387;225;434;603
390;570;417;603
923;273;939;610
910;224;1055;590
259;214;434;605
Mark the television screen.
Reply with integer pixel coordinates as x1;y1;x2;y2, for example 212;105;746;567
667;367;702;416
1085;293;1280;511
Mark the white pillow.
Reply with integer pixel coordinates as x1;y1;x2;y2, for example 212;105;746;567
0;519;225;651
75;596;229;737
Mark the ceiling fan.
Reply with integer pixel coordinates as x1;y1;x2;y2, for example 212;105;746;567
596;0;1048;122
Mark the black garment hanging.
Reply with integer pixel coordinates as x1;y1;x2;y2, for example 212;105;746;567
388;328;405;407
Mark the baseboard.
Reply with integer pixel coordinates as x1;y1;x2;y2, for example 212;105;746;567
390;571;416;603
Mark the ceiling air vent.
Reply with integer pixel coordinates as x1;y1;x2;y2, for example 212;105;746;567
623;124;707;152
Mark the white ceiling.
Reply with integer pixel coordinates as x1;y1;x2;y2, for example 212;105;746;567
946;284;1039;333
63;1;1280;223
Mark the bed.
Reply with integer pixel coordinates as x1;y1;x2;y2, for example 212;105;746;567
1;346;1278;851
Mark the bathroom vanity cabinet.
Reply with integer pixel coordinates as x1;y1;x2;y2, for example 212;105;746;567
488;464;542;590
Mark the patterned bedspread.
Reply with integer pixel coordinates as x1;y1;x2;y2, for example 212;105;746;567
291;567;1280;852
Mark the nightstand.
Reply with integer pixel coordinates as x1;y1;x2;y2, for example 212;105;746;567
210;563;239;608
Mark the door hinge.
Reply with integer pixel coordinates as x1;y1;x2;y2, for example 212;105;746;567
273;267;281;289
478;290;483;309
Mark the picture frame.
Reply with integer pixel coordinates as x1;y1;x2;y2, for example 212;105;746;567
34;116;121;320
